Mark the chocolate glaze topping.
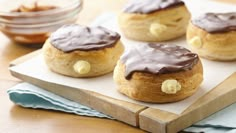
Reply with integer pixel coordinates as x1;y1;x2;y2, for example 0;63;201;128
123;0;184;14
121;44;199;80
50;24;120;52
192;12;236;33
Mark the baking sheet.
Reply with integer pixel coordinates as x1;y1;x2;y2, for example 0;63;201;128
10;0;236;114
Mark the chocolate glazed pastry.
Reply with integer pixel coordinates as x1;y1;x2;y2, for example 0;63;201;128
123;0;184;14
113;44;203;103
50;24;120;52
118;0;190;42
43;24;124;78
191;13;236;33
187;12;236;61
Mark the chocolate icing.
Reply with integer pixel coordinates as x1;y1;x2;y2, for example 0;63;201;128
192;12;236;33
123;0;184;14
121;44;199;80
50;24;120;52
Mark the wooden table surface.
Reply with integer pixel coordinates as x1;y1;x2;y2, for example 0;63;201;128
0;0;235;133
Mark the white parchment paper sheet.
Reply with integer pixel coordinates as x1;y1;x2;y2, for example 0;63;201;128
10;0;236;114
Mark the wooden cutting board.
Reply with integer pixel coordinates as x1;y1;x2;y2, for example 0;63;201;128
10;50;236;133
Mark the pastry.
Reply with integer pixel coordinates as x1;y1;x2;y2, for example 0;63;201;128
118;0;190;42
187;12;236;61
43;24;124;77
113;44;203;103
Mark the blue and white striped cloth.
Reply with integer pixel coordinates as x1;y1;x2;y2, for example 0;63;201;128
7;82;236;133
8;83;112;119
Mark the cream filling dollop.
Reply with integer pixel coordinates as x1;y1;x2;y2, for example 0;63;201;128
73;60;91;74
161;79;181;94
189;36;202;49
149;23;167;37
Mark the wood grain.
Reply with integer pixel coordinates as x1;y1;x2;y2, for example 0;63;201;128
139;73;236;133
10;68;147;127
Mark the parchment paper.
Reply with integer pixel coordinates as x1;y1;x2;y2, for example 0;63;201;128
10;0;236;114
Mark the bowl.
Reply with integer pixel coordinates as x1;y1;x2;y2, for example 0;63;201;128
0;0;82;46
